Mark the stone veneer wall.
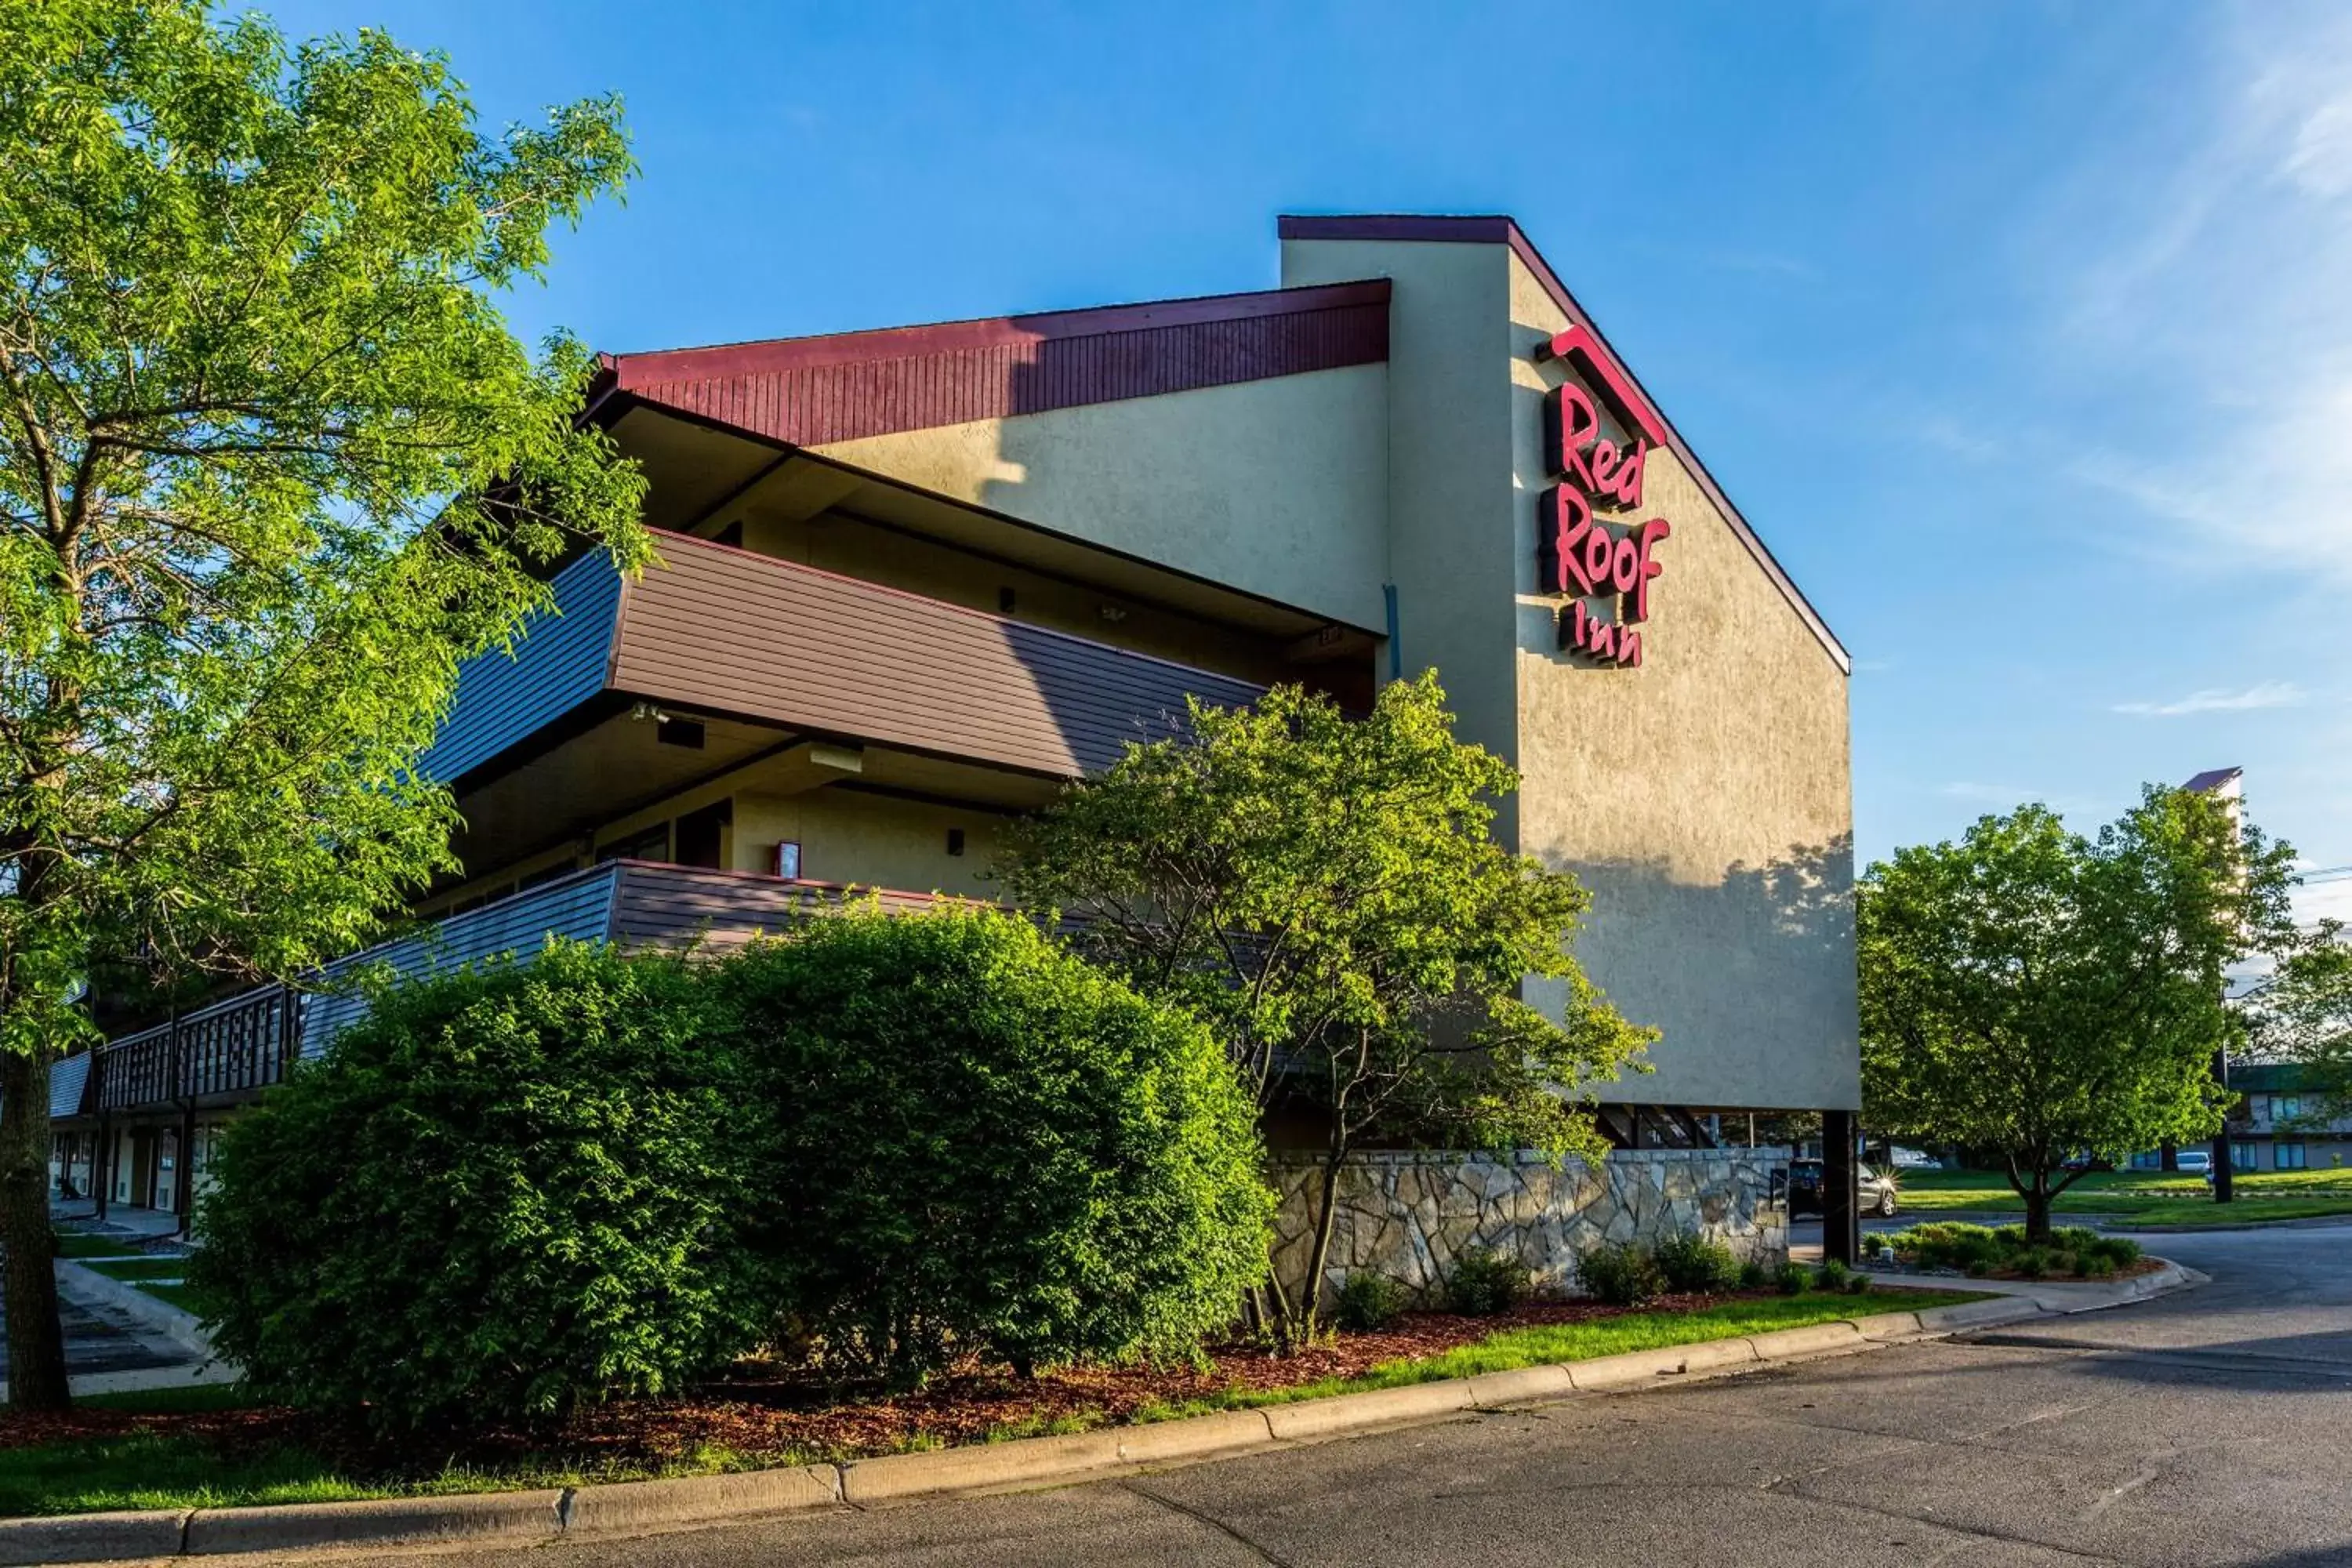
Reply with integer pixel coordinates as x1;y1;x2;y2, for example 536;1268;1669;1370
1270;1149;1788;1306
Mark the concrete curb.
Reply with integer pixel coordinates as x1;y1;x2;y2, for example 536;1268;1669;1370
182;1491;563;1557
2102;1213;2352;1233
2;1278;2178;1562
0;1509;186;1566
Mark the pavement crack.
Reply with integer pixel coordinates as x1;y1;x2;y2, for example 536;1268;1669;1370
2078;1462;2160;1524
1119;1478;1301;1568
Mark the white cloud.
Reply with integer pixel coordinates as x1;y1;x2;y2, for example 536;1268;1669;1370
2111;681;2307;717
2053;6;2352;584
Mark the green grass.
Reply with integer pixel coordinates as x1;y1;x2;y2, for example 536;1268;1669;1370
81;1256;190;1283
50;1232;149;1261
1896;1169;2352;1224
135;1280;205;1311
0;1289;1988;1518
1136;1290;1991;1421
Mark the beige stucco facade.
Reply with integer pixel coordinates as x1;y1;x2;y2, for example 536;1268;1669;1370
815;364;1392;635
808;225;1857;1113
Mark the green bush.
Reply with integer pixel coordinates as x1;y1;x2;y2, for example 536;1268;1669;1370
1446;1247;1532;1315
724;906;1272;1387
2015;1247;2050;1280
1773;1260;1810;1294
1334;1272;1407;1332
1577;1243;1663;1307
1842;1269;1871;1295
2085;1234;2142;1267
1812;1258;1852;1293
192;942;758;1428
1737;1259;1769;1290
1652;1232;1737;1294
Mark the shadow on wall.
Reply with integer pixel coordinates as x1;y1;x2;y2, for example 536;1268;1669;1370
1552;835;1859;1106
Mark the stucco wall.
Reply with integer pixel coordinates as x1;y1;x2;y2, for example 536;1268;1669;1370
813;365;1391;633
732;786;1004;899
1280;239;1523;799
1503;253;1859;1112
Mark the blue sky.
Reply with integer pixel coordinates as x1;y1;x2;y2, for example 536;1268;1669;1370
274;0;2352;906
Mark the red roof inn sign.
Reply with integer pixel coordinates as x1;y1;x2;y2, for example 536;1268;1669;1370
1537;326;1673;667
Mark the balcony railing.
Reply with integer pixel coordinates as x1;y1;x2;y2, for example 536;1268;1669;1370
66;862;967;1118
95;985;300;1113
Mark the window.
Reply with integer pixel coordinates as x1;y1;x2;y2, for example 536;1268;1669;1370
2276;1142;2308;1171
2273;1095;2303;1123
2129;1149;2162;1171
2231;1142;2258;1171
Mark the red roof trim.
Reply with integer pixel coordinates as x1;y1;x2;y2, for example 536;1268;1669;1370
1277;214;1850;673
604;279;1391;390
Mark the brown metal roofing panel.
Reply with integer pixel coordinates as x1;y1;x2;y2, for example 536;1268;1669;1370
626;293;1388;449
608;533;1265;779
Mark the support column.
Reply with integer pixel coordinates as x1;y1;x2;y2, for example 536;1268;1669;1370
96;1113;113;1222
172;1102;197;1235
1823;1108;1860;1265
2212;1047;2234;1204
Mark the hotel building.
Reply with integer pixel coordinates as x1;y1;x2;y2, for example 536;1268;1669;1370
52;215;1864;1247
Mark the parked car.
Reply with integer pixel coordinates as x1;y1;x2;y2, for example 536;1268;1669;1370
1784;1159;1900;1218
2175;1149;2212;1175
1888;1146;1939;1171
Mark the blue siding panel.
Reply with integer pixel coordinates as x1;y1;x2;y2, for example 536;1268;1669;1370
417;551;626;784
299;866;621;1057
49;1052;89;1119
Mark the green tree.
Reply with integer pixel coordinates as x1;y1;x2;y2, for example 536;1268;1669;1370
2238;920;2352;1127
1860;787;2297;1241
997;673;1653;1342
0;0;644;1406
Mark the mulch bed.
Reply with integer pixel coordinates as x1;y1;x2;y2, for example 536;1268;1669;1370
0;1291;1757;1477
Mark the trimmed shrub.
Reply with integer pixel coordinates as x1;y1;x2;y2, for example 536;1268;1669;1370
1446;1247;1532;1316
1577;1242;1663;1307
1737;1259;1769;1290
192;942;757;1428
1773;1260;1810;1294
1842;1270;1871;1295
1334;1272;1406;1332
1653;1232;1737;1294
724;906;1272;1387
1812;1258;1852;1294
2086;1234;2143;1268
